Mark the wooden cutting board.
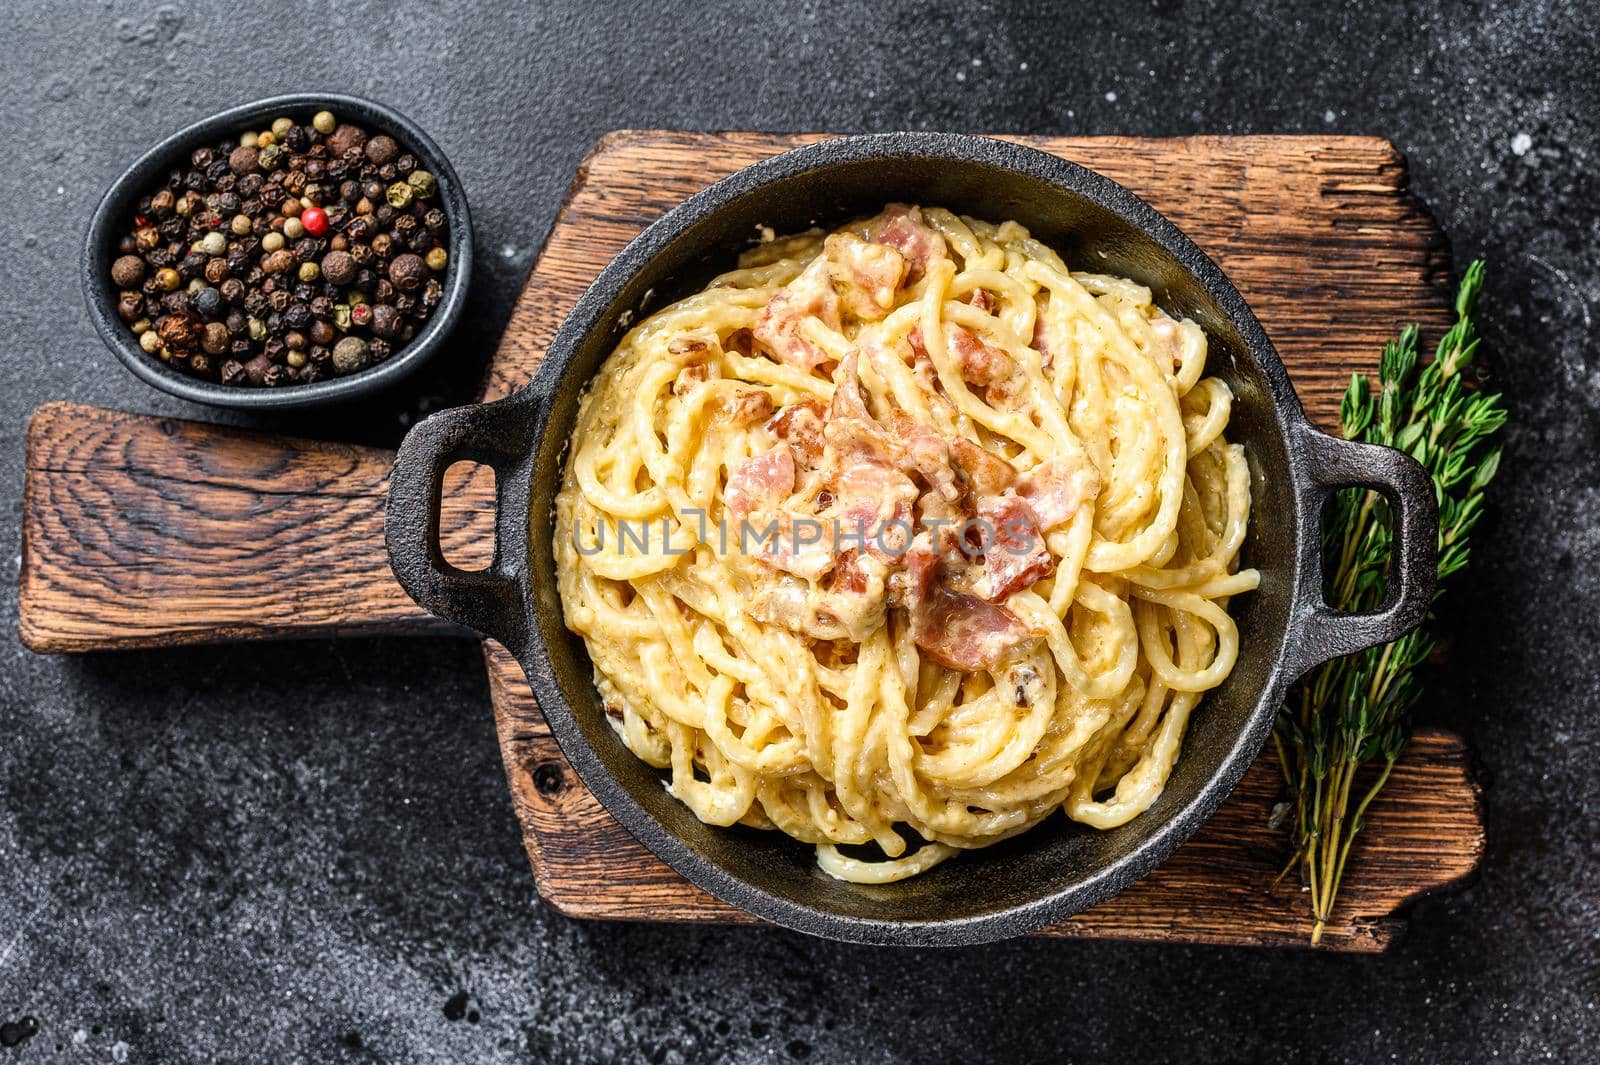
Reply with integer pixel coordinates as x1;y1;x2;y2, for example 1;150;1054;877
20;132;1483;950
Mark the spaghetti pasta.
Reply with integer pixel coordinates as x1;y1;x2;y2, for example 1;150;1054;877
554;205;1258;883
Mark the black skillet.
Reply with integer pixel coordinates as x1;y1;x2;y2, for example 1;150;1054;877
385;133;1437;946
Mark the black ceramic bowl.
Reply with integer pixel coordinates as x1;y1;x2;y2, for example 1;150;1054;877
387;133;1437;945
84;92;471;410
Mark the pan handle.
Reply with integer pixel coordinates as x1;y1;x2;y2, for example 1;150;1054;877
1282;424;1438;680
386;394;540;653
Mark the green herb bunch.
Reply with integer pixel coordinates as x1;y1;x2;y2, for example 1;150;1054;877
1273;260;1506;944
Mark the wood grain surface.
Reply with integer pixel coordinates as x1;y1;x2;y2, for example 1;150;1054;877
20;402;492;651
20;132;1475;949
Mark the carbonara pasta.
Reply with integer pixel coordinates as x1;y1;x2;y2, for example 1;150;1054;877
554;205;1258;883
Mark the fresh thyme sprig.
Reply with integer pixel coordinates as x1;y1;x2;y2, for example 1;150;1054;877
1273;260;1505;944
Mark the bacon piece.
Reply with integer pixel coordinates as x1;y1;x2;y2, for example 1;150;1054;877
753;258;840;371
950;437;1016;496
982;373;1030;412
767;399;827;467
723;389;774;427
824;356;902;486
1014;456;1100;530
968;288;996;314
975;495;1055;601
869;204;946;283
825;233;906;320
829;548;870;595
754;513;836;581
888;411;958;503
724;446;795;516
835;496;912;561
904;546;1033;672
672;363;712;396
669;335;713;356
948;325;1013;386
907;326;928;363
1030;309;1053;368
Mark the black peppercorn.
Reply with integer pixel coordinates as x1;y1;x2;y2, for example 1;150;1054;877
202;322;229;355
157;312;202;353
111;255;146;288
115;111;449;388
327;123;368;157
331;336;370;374
389;253;427;292
228;145;258;174
317;249;356;286
369;304;401;338
193;287;224;319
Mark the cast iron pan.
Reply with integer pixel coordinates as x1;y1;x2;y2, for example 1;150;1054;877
385;133;1437;946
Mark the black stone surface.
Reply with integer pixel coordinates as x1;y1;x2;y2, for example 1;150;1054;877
1;1;1594;1061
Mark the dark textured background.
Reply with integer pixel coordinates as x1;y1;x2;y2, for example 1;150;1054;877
3;1;1596;1061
